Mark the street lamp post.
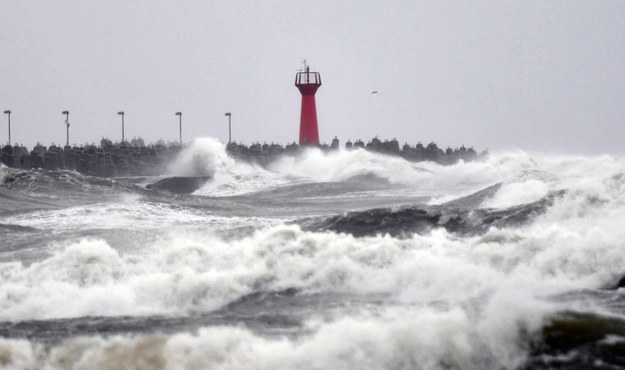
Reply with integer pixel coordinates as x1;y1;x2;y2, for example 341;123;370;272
118;111;125;143
3;110;10;146
175;112;182;145
225;112;231;144
62;110;70;146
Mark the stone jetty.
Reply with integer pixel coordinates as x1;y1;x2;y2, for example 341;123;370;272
226;137;486;166
1;137;487;177
0;138;180;177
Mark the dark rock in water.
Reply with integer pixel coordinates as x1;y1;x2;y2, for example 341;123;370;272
146;176;211;194
526;311;625;369
541;311;625;350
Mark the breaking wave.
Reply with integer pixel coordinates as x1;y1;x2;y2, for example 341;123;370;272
0;308;532;370
2;202;624;320
3;142;625;369
300;187;565;237
167;138;290;197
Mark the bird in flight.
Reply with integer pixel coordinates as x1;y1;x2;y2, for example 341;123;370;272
371;91;378;94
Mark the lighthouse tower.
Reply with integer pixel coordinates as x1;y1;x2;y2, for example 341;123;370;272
295;64;321;146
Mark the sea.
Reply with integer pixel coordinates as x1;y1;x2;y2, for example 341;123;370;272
1;137;625;369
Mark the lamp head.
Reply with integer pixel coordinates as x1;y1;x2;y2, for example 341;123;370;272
225;112;231;117
175;112;182;116
118;111;124;115
3;110;10;114
62;111;69;115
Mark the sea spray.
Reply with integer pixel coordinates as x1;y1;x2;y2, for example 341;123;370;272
2;212;624;321
2;147;625;368
0;309;532;370
169;138;289;196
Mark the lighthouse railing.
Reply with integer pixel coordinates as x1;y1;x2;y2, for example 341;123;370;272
295;72;321;85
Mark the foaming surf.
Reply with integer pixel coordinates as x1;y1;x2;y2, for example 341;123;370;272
167;138;291;197
2;145;625;369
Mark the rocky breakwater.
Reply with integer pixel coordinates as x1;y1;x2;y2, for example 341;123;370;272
226;137;487;165
1;137;488;179
0;139;181;177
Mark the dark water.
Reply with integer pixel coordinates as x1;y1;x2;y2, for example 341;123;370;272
1;139;625;369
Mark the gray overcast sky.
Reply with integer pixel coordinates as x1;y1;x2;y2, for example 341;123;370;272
1;0;625;154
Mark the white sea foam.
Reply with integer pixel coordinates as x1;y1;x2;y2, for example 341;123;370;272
171;139;625;205
3;151;624;321
2;203;624;322
0;164;19;190
0;306;534;370
168;138;506;198
480;153;625;209
1;196;276;233
2;149;625;369
167;138;290;197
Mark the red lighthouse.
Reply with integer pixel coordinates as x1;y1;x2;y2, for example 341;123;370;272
295;64;321;146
